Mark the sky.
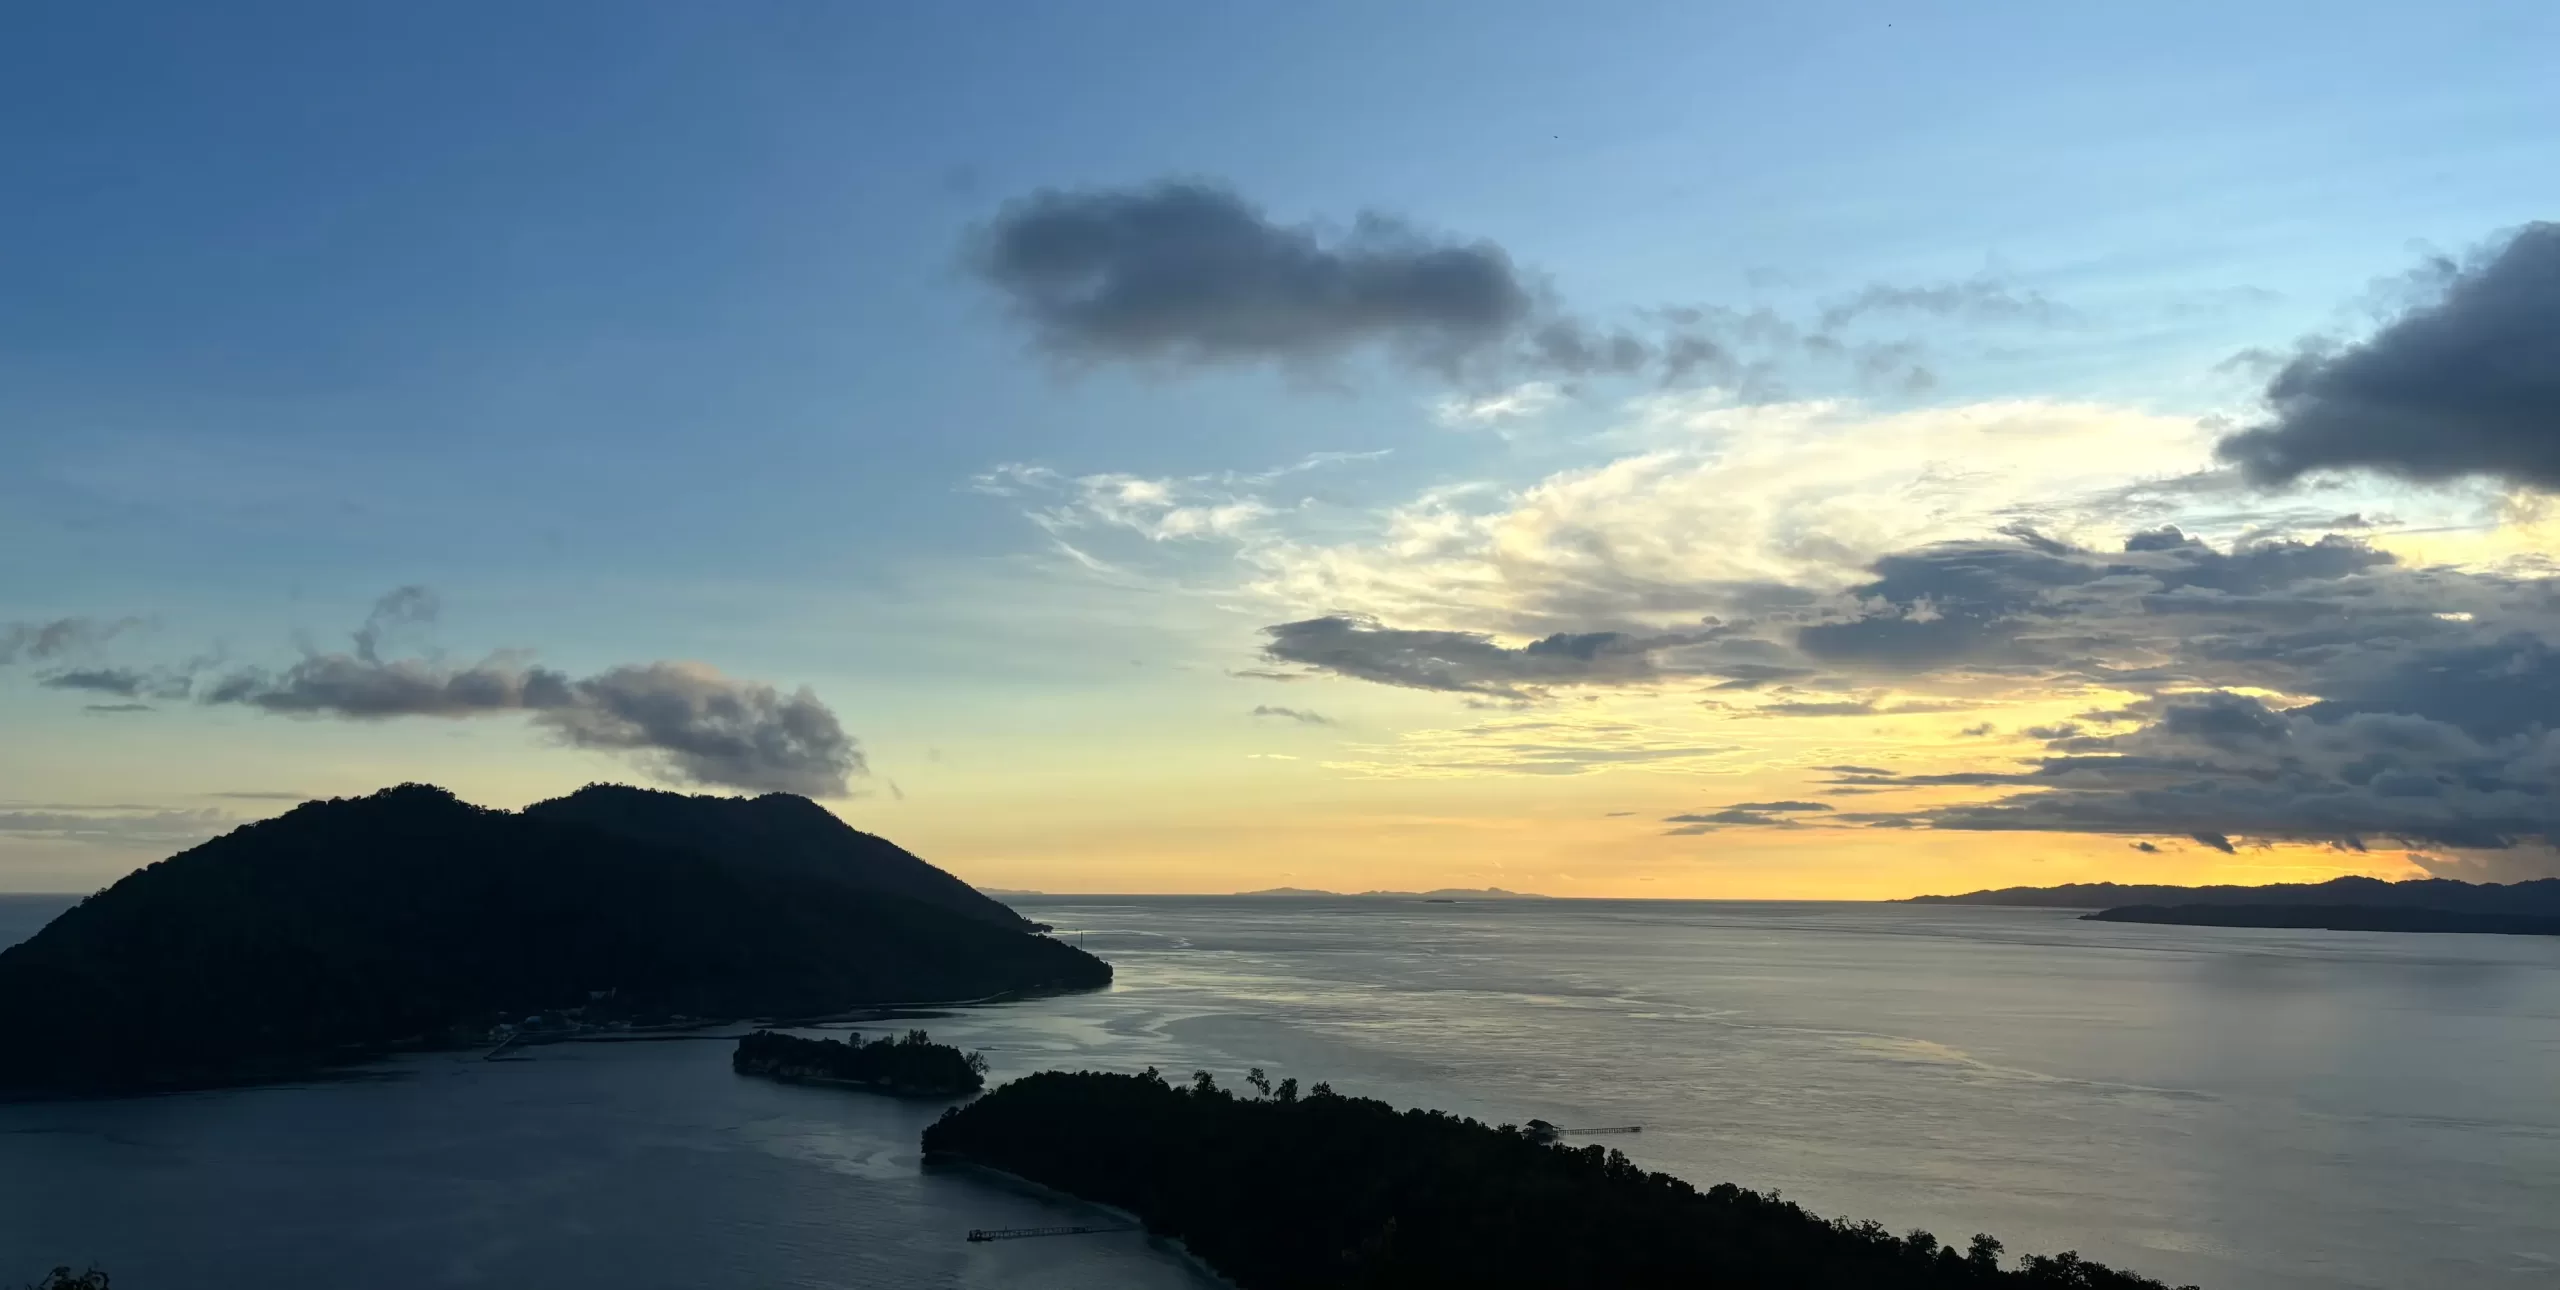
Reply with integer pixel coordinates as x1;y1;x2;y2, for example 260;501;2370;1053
6;1;2559;897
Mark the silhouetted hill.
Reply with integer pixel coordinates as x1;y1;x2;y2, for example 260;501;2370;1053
2086;904;2560;936
525;783;1034;929
923;1069;2192;1290
0;784;1108;1095
1906;875;2560;916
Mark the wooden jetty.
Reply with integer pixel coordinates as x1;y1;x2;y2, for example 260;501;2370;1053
965;1223;1134;1243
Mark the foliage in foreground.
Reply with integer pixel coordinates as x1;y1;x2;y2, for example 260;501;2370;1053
924;1069;2198;1290
733;1027;988;1095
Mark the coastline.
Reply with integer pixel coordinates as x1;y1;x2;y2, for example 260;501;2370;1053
923;1151;1241;1290
0;982;1106;1103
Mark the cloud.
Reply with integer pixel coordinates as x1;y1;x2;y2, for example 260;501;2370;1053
0;807;232;848
192;589;866;796
1323;717;1729;779
1260;616;1695;699
1726;800;1832;812
1729;697;1974;717
1847;690;2560;856
1251;704;1335;726
969;181;2052;396
82;702;155;714
39;666;193;700
1816;276;2066;331
0;617;141;665
533;662;862;799
2216;223;2560;488
970;180;1537;376
1435;381;1563;426
1241;397;2214;642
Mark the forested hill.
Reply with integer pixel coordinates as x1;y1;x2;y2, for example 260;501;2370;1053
524;784;1035;930
0;784;1108;1095
924;1070;2193;1290
1906;875;2560;916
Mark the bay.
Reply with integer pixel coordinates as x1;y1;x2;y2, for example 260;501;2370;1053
4;895;2555;1288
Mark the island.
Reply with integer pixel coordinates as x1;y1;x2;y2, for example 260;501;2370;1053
922;1069;2195;1290
2085;904;2560;936
0;783;1110;1096
733;1028;988;1096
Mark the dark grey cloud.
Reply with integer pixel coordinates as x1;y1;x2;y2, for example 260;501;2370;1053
1834;691;2560;860
39;666;192;700
972;179;2057;396
1251;704;1335;726
82;703;154;714
534;663;861;798
188;589;866;797
1793;527;2403;675
1959;722;1997;737
1260;616;1696;699
972;181;1535;376
0;616;140;665
1665;800;1832;832
2129;841;2161;853
2217;223;2560;488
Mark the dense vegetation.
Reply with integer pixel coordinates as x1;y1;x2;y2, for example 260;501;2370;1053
734;1027;988;1095
524;784;1038;930
1908;875;2560;915
923;1070;2195;1290
0;784;1108;1094
2088;903;2560;936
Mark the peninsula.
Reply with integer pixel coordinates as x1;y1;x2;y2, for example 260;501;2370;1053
923;1069;2193;1289
0;784;1108;1096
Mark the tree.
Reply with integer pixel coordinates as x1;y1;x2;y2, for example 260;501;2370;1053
1245;1067;1273;1097
1969;1234;2005;1270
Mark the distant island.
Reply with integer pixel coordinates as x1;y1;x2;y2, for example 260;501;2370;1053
1907;875;2560;916
923;1069;2192;1290
1234;886;1551;900
0;784;1109;1096
2087;904;2560;937
733;1028;987;1096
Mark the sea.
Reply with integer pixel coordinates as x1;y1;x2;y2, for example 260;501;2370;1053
2;892;2556;1289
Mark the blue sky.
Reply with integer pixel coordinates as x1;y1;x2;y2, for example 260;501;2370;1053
6;1;2558;894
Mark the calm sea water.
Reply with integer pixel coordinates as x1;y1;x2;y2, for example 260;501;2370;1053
4;893;2557;1288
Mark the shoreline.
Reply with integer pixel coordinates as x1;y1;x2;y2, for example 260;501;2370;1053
923;1151;1241;1289
0;981;1108;1103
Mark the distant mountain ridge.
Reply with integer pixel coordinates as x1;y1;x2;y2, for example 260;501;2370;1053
1907;875;2560;916
0;783;1107;1095
1234;886;1551;900
2085;904;2560;936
